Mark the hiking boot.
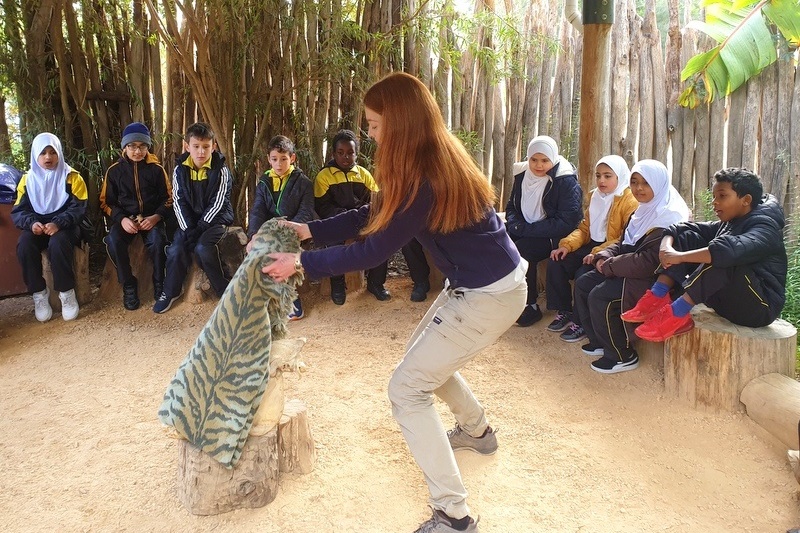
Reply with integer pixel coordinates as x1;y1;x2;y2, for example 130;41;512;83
581;343;604;357
59;289;80;321
32;288;52;322
546;311;572;332
516;304;542;327
330;277;346;305
414;509;479;533
447;424;497;455
621;289;670;323
288;298;304;321
123;278;140;311
410;281;430;302
591;353;639;374
367;283;391;301
559;323;587;343
634;304;694;342
153;291;181;314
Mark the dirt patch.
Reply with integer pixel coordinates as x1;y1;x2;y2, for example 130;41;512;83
0;276;798;532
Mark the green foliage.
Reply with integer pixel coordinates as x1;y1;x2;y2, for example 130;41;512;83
693;188;716;222
781;239;800;373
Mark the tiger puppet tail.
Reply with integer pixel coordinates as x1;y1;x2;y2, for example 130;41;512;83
157;219;303;468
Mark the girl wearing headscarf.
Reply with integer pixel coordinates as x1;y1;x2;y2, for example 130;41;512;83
546;155;639;342
572;160;690;374
12;132;88;322
505;135;582;327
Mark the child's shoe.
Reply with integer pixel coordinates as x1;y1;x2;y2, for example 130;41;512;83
367;283;391;301
516;304;543;327
591;352;639;374
546;311;572;332
634;304;694;342
621;289;670;323
410;281;430;302
288;298;304;321
559;323;587;342
153;291;181;314
123;278;140;311
59;289;80;321
581;343;604;357
32;288;52;322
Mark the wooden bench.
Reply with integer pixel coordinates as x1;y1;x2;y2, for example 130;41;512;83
642;305;797;413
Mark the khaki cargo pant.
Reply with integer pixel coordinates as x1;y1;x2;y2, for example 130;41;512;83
388;275;527;519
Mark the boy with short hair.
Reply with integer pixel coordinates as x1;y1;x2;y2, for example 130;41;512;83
154;122;234;313
622;167;787;341
248;135;315;319
101;122;173;310
314;129;389;305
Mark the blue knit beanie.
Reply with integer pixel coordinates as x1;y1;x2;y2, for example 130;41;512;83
121;122;152;149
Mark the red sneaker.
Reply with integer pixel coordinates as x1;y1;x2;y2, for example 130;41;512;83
621;289;671;323
634;304;694;342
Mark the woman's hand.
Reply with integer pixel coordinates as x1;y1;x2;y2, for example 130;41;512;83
279;220;311;241
550;247;568;261
262;252;300;283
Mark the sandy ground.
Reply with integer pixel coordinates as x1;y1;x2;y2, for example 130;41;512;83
1;274;799;533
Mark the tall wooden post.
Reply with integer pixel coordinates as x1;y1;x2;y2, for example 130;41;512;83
578;0;614;197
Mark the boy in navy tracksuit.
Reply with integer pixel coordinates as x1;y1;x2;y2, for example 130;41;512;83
623;167;787;341
154;122;233;313
248;135;315;319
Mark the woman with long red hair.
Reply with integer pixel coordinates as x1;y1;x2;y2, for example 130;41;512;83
264;72;527;533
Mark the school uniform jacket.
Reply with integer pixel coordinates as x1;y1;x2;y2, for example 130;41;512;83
313;162;377;220
558;188;639;254
172;151;234;231
12;170;88;231
100;153;173;225
247;167;315;239
663;194;787;316
504;160;583;240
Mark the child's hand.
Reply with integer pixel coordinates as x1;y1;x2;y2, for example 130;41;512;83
582;253;594;265
550;247;568;260
595;258;606;273
659;246;683;268
31;222;45;235
43;222;60;236
262;252;300;283
121;217;139;234
278;220;311;241
138;215;159;231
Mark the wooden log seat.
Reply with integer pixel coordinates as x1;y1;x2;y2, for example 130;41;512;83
41;242;91;310
741;373;800;450
664;305;797;412
184;226;248;304
96;236;155;303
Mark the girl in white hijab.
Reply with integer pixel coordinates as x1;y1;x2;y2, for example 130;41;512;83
12;132;88;322
571;159;690;374
545;155;639;341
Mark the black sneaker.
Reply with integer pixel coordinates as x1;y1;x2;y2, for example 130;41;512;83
591;353;639;374
122;278;140;311
516;304;543;327
581;343;604;356
560;323;587;343
153;281;164;301
153;292;180;314
367;284;391;301
410;281;430;302
546;311;572;332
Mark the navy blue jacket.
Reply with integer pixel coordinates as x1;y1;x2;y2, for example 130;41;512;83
505;159;583;240
172;151;234;231
247;167;315;238
302;183;521;289
664;194;787;315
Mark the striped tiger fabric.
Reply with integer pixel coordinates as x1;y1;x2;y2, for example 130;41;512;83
158;219;302;467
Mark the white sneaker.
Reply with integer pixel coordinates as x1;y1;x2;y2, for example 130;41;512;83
59;289;80;321
32;288;52;322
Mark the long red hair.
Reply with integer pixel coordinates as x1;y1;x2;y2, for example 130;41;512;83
361;72;495;235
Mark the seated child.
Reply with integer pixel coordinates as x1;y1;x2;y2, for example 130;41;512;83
573;160;690;374
314;129;389;305
12;132;88;321
546;155;638;341
100;122;173;310
623;167;786;341
505;135;582;326
248;135;315;319
154;122;233;313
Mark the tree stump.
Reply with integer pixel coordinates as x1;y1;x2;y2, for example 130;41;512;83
664;305;797;412
278;399;316;474
96;237;155;304
176;429;280;515
740;373;800;450
42;243;91;310
184;226;248;304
